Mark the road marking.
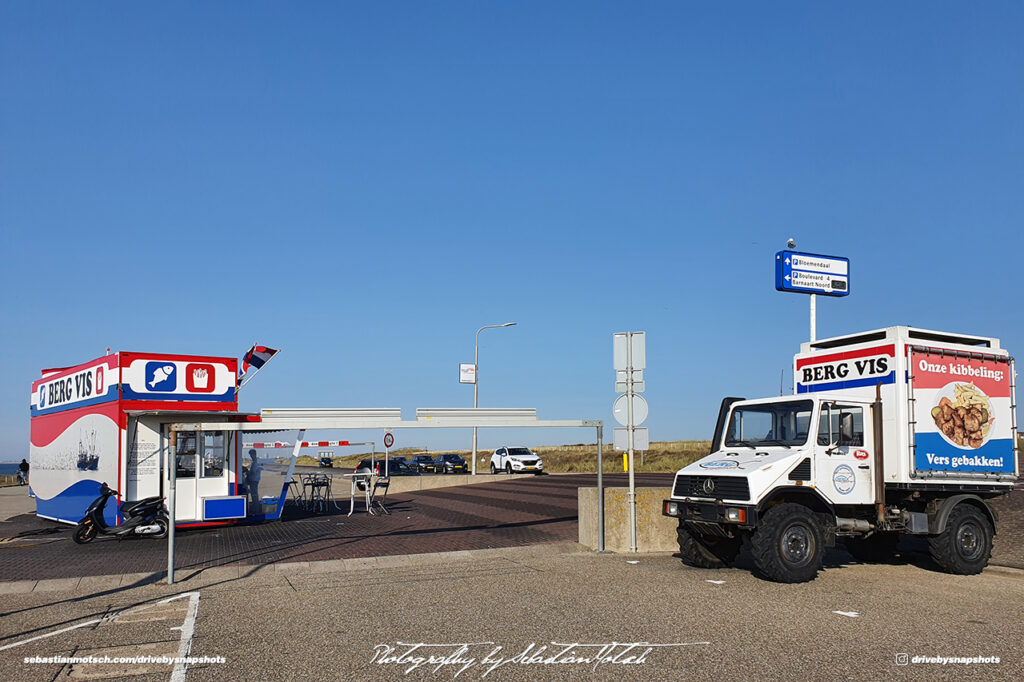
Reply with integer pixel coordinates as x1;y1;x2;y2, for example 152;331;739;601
0;590;200;653
705;580;726;584
833;610;860;618
169;592;201;682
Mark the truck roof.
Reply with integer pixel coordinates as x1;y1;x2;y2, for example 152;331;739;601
800;326;1000;353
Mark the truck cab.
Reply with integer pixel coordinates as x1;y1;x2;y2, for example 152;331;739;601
664;326;1017;583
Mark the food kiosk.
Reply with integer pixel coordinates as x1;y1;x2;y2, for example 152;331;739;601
29;351;256;527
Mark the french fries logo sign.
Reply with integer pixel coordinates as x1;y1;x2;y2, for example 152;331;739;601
121;356;236;402
912;352;1014;474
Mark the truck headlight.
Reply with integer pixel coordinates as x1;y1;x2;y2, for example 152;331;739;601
725;508;746;523
663;501;680;517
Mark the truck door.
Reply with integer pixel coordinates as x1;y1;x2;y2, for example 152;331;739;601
814;402;875;505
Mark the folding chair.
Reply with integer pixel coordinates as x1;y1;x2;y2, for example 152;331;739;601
370;476;391;515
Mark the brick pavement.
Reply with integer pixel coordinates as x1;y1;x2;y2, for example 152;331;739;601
0;474;670;582
1;474;1020;582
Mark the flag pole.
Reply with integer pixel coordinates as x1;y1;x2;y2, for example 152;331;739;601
238;348;282;391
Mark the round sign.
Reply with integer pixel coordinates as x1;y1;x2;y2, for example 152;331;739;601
383;432;394;448
613;394;648;426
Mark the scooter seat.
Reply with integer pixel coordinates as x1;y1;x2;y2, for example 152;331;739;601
121;496;164;515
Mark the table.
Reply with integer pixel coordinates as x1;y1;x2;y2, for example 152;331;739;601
343;473;375;516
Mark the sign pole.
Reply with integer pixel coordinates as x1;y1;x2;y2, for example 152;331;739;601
810;293;817;343
596;423;606;552
167;427;176;585
626;333;637;554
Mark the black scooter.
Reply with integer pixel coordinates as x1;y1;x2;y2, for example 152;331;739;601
72;483;169;544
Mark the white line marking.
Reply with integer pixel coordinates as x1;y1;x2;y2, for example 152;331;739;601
626;560;639;564
833;610;860;618
705;580;726;584
0;617;104;652
169;592;201;682
0;590;200;653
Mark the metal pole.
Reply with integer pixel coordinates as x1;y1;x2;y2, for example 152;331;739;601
472;331;480;475
167;427;176;585
596;424;605;552
471;322;516;475
810;293;817;343
627;333;637;553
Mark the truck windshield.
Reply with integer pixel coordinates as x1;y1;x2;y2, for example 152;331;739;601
725;400;813;447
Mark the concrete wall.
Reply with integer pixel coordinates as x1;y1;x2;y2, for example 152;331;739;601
578;486;678;553
383;473;524;495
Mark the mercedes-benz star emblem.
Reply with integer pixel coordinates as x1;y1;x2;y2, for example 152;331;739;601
702;478;716;495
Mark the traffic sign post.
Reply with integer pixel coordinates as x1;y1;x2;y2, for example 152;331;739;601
775;250;850;343
612;331;647;554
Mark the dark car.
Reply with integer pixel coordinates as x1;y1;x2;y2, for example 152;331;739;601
433;453;468;474
411;454;436;473
356;458;420;476
319;457;334;468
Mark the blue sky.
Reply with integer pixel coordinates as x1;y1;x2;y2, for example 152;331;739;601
2;2;1022;458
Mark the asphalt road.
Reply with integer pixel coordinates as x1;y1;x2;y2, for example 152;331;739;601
0;547;1021;681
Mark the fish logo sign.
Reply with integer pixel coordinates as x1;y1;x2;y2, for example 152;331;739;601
145;362;177;391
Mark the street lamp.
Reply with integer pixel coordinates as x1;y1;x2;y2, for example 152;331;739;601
472;322;516;474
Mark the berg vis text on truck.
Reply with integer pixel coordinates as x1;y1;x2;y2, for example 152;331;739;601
663;327;1018;583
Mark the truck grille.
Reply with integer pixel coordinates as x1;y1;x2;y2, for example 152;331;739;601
672;475;750;501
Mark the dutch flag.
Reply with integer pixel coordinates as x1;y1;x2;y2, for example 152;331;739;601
242;345;279;373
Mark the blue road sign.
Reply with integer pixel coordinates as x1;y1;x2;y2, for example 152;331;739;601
775;250;850;297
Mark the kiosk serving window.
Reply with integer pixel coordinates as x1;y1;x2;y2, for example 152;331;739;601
176;433;198;478
202;433;226;477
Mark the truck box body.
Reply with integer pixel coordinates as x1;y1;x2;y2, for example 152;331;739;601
794;326;1017;486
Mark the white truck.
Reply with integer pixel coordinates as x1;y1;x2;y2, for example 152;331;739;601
663;326;1018;583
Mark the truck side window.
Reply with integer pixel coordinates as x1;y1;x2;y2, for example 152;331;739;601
817;407;864;446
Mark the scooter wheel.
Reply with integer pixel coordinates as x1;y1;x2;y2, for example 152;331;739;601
73;522;97;544
153;517;169;539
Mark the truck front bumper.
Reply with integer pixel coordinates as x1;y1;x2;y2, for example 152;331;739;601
662;498;759;526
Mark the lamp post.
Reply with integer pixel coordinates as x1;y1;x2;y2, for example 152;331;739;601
472;322;516;475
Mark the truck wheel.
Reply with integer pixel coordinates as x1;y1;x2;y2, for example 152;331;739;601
845;533;900;563
676;522;741;569
928;504;993;575
751;503;825;583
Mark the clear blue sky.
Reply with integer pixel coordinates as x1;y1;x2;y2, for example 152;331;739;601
2;2;1022;458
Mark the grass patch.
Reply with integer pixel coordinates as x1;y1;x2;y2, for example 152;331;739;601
281;443;712;473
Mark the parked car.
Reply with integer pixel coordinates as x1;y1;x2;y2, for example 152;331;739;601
433;453;468;474
354;458;418;476
490;446;543;474
412;454;437;473
319;457;334;468
387;457;420;476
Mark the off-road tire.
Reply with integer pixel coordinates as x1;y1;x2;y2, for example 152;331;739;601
73;521;97;544
845;533;900;563
928;504;993;575
676;522;741;569
751;503;825;583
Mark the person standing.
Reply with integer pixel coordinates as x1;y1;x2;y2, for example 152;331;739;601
246;449;262;512
18;459;29;486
